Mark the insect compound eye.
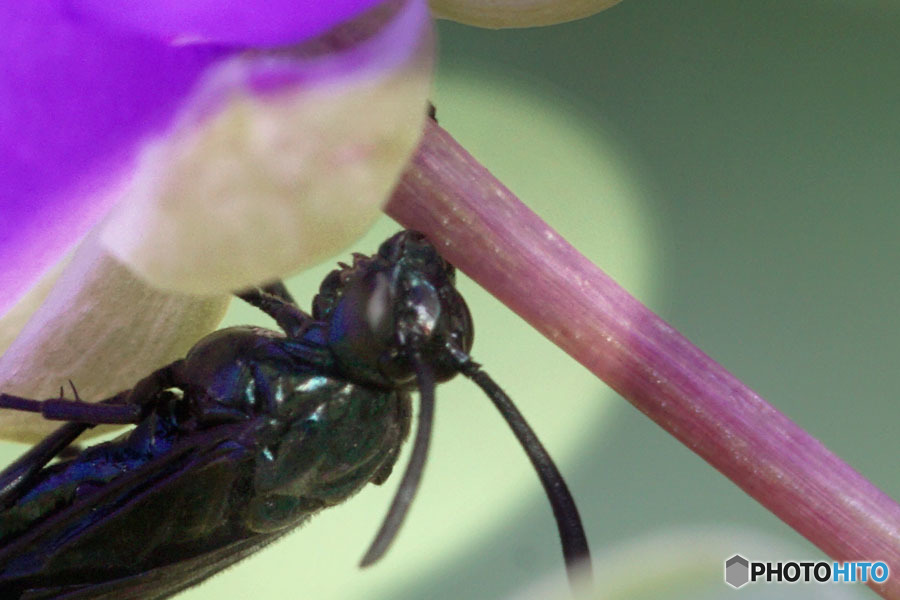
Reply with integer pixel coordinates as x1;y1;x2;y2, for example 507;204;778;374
326;269;400;385
326;267;457;387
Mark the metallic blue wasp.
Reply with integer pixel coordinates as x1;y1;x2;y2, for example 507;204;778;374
0;230;590;599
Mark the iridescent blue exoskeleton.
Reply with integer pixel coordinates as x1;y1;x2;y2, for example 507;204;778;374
0;231;590;599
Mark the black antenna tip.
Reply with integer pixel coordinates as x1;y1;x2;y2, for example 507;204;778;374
360;354;436;567
453;347;593;591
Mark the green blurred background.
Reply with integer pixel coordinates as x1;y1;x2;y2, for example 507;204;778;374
8;1;900;598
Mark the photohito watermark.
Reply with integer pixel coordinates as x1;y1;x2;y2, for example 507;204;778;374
724;554;889;588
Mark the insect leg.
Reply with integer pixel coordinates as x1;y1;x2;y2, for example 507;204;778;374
0;391;141;424
258;280;297;305
235;281;312;338
0;420;94;510
0;388;134;510
0;359;183;425
0;361;185;509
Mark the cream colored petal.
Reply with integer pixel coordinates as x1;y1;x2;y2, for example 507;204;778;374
0;232;228;443
430;0;622;28
0;258;68;359
100;0;434;295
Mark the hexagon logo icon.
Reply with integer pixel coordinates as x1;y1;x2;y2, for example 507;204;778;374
725;554;750;588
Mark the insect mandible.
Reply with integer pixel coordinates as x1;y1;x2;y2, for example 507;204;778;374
0;230;590;599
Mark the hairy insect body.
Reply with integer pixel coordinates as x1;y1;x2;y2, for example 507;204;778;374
0;324;410;596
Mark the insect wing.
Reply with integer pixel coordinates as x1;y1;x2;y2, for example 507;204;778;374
0;422;263;598
18;530;289;600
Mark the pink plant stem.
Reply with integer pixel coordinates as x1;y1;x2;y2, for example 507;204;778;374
386;120;900;598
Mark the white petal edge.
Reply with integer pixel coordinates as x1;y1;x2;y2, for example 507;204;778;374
430;0;623;28
100;0;434;295
0;231;228;443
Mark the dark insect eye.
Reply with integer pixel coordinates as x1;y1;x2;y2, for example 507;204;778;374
326;270;397;384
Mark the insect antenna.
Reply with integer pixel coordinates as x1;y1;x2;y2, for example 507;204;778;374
360;353;435;567
449;345;593;589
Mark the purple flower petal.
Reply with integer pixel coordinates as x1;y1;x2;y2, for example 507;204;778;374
0;4;231;316
98;0;432;294
0;1;420;317
66;0;385;47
